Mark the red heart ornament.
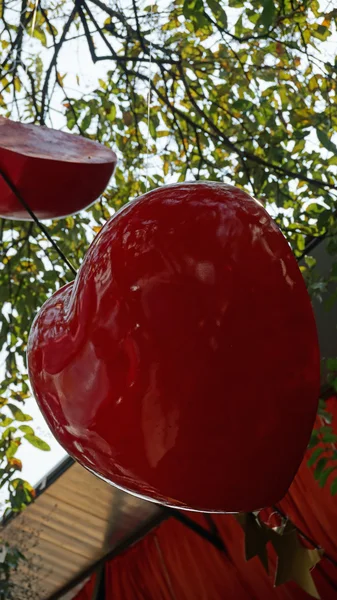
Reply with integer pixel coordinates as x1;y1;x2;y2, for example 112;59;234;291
27;182;320;512
0;117;117;220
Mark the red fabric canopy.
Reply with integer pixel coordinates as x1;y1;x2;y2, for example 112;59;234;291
74;399;337;600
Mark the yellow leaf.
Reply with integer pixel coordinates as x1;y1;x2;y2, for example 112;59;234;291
56;72;66;87
303;29;311;44
14;77;21;92
123;111;133;126
65;216;74;228
32;26;47;46
8;457;22;471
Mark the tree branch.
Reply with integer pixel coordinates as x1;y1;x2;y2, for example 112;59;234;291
40;5;78;123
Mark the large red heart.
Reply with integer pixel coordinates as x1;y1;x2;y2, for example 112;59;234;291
27;182;320;512
0;117;116;220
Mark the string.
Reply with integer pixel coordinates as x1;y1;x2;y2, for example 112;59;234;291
30;0;39;36
0;167;77;277
145;1;154;191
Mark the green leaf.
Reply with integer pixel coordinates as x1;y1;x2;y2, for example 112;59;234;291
304;256;316;269
318;466;336;488
0;416;14;427
24;434;51;451
316;129;337;154
183;0;205;17
18;425;34;435
149;119;157;139
7;404;33;422
331;477;337;495
183;0;208;29
66;112;76;131
106;104;116;122
312;24;330;41
327;358;337;371
32;27;47;46
12;478;35;498
257;0;276;29
6;440;20;459
81;112;92;131
206;0;227;28
307;446;325;467
305;203;326;215
308;429;319;448
314;457;328;480
234;14;244;35
319;410;333;424
322;431;337;443
2;426;17;440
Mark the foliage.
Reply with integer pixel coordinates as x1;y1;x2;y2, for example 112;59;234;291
308;359;337;495
308;397;337;494
0;0;336;593
0;544;25;600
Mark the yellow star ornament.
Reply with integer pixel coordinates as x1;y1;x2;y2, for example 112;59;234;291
269;522;323;599
236;513;269;573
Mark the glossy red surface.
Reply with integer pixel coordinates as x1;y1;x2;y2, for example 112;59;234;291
0;117;117;220
27;182;320;512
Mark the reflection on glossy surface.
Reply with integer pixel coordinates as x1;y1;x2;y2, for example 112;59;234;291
27;182;320;512
0;117;117;220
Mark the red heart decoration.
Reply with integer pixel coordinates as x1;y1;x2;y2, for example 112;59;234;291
27;182;320;512
0;117;117;220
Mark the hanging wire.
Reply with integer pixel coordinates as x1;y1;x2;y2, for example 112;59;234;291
30;0;39;36
0;2;77;278
0;167;77;277
145;1;154;191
